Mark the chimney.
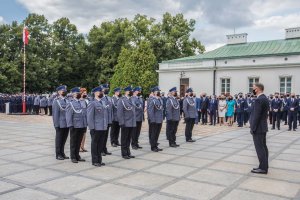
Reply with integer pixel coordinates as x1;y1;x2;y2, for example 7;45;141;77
226;33;247;45
285;27;300;39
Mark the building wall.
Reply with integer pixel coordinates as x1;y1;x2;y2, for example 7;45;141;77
216;66;300;95
158;55;300;96
158;70;214;95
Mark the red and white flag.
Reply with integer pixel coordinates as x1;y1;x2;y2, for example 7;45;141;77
23;26;29;45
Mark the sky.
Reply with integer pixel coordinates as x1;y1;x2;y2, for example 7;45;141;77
1;0;300;51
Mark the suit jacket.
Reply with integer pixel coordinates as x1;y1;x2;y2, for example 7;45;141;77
148;96;163;123
117;96;136;127
183;96;197;118
271;98;282;111
287;98;299;112
131;96;144;122
201;97;209;110
250;94;269;134
103;95;113;124
87;98;108;131
208;99;218;113
52;97;68;128
66;99;87;128
166;96;180;121
111;95;120;122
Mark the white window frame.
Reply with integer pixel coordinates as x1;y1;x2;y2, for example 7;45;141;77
248;77;259;93
280;76;292;93
221;78;230;94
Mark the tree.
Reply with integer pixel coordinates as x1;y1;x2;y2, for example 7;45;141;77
110;41;157;96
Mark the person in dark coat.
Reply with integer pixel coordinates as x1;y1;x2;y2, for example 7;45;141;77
131;86;144;149
250;83;269;174
87;86;108;167
110;87;122;147
52;85;69;160
117;86;136;159
287;93;299;131
183;88;197;142
147;86;164;152
166;87;180;147
66;87;87;163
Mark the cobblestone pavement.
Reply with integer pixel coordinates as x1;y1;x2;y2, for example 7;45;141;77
0;114;300;200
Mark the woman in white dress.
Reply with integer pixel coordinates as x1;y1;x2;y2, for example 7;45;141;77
218;95;227;126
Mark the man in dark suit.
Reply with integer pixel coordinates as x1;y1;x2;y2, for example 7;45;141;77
201;93;209;125
208;95;218;126
271;92;282;130
250;83;270;174
287;93;299;131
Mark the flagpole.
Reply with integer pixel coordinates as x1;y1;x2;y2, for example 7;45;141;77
22;32;26;113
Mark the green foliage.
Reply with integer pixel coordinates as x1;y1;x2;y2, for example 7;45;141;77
0;12;205;94
110;41;157;95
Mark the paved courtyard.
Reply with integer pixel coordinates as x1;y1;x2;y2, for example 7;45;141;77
0;114;300;200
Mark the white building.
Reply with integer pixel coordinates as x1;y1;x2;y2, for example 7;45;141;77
158;27;300;96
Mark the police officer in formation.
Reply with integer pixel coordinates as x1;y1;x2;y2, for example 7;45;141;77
148;86;164;152
52;85;69;160
34;95;40;115
48;94;54;116
117;86;136;159
101;84;112;156
87;86;107;167
166;87;180;147
110;87;121;147
131;87;144;149
183;88;197;142
66;87;87;163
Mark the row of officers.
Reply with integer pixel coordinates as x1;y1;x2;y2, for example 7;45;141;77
0;94;55;115
52;84;196;167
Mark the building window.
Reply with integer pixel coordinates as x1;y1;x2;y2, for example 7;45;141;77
280;77;292;93
221;78;230;94
249;77;259;93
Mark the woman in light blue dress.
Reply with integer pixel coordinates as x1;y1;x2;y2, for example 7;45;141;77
226;96;235;126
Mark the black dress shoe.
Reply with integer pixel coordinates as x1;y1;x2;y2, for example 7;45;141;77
105;152;112;155
78;158;86;162
187;139;196;142
128;155;135;158
251;168;268;174
101;162;105;166
56;156;64;160
253;167;259;170
71;159;78;163
157;148;163;151
175;144;180;147
169;144;177;147
63;155;69;159
122;155;131;159
132;146;138;150
93;163;102;167
151;148;159;152
137;145;142;149
101;152;106;156
111;143;118;147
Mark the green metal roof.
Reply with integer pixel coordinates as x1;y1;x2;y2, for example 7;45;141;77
162;38;300;63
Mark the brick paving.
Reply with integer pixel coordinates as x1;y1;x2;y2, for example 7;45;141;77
0;114;300;200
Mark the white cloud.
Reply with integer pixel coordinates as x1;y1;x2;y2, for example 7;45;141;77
0;16;5;24
16;0;300;51
254;13;300;30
